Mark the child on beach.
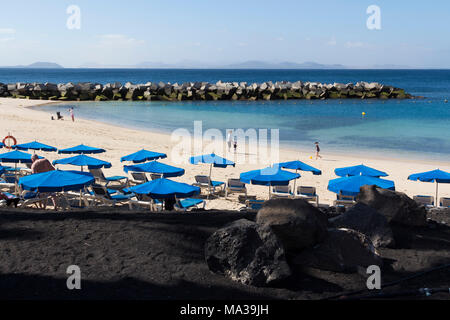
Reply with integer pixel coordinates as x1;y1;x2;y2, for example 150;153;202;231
69;107;75;122
315;142;322;160
227;130;233;152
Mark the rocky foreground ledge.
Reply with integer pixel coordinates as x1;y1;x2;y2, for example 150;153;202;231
0;81;413;102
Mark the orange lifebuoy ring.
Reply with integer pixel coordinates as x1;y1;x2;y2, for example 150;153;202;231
2;135;17;149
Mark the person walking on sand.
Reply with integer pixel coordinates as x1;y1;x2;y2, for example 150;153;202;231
315;142;322;160
227;130;233;152
233;136;238;153
69;107;75;122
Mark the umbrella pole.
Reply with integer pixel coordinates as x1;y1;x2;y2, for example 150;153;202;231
269;185;271;200
80;166;84;207
293;169;298;199
436;182;439;207
14;163;18;195
208;163;213;199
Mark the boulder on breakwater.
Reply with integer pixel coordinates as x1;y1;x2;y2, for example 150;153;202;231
0;80;413;102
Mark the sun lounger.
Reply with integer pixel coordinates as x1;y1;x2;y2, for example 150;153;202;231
440;197;450;207
150;173;163;180
413;195;434;207
128;172;149;186
271;185;293;199
128;194;163;211
89;168;128;190
241;199;265;212
88;185;133;207
174;198;206;212
19;191;50;209
295;186;319;206
0;179;15;193
225;179;247;198
333;194;357;209
193;175;224;195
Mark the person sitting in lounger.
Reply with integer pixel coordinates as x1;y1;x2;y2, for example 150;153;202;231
31;155;57;210
31;154;55;174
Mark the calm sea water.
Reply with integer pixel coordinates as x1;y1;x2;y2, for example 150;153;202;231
2;68;449;162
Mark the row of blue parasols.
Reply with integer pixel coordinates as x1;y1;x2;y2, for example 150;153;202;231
1;141;449;203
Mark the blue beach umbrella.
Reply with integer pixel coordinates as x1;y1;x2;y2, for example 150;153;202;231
121;149;167;163
277;160;322;175
19;170;95;192
277;160;322;194
190;153;236;168
0;142;4;149
53;154;112;170
0;150;42;164
328;175;395;197
0;150;43;190
335;164;388;178
123;161;185;178
58;144;106;155
408;169;450;206
190;153;235;196
12;141;57;152
124;178;200;199
240;166;300;198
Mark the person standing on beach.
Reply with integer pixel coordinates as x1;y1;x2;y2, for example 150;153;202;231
233;136;238;153
69;107;75;122
315;142;322;160
227;130;233;152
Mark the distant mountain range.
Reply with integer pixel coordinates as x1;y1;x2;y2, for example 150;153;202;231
0;62;64;69
225;61;346;69
0;61;425;69
78;60;348;69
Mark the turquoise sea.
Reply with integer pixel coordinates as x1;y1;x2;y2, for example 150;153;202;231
1;68;448;161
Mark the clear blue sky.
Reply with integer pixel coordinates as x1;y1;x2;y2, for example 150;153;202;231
0;0;449;67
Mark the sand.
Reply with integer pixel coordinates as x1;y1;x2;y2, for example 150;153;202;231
1;97;449;210
0;208;449;300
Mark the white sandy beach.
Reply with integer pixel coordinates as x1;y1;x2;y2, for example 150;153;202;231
1;97;449;210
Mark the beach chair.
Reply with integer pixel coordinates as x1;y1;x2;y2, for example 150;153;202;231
193;175;225;196
333;194;357;209
0;178;15;193
88;185;133;207
18;191;50;209
242;199;265;212
271;185;293;199
129;172;149;186
174;198;206;212
128;194;163;211
150;173;163;180
295;186;319;207
440;197;450;208
89;168;128;190
225;179;247;198
413;195;434;208
0;192;20;208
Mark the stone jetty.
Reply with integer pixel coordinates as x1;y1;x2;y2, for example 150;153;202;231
0;81;413;102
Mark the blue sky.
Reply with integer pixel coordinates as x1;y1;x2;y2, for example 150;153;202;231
0;0;449;67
